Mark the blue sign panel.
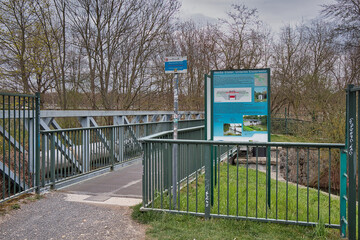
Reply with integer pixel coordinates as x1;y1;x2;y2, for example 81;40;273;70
165;56;187;73
211;69;270;142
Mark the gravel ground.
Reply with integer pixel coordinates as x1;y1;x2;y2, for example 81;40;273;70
0;192;146;240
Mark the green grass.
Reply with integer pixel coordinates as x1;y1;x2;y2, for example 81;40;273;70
271;134;309;142
132;205;339;240
153;164;340;225
136;162;345;239
244;125;267;131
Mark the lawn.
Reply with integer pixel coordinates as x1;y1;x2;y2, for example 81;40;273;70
243;125;267;131
134;158;345;239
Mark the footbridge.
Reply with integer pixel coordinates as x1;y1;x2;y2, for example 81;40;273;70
0;92;204;202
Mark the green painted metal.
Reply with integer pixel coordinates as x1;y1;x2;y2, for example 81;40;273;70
267;69;271;209
204;145;211;219
50;133;55;188
340;149;347;238
141;128;344;231
347;84;356;240
35;92;40;194
0;92;39;202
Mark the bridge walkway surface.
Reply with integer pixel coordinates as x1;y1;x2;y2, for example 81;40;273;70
0;160;146;240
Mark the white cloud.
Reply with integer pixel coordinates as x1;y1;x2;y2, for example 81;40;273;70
179;0;334;32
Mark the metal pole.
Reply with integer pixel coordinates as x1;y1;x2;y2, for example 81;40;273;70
172;73;179;209
347;84;356;240
35;92;40;194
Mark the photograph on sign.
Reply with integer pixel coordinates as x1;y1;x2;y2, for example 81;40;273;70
214;88;252;102
211;69;270;142
223;123;242;136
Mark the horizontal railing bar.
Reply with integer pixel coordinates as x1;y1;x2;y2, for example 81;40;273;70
210;214;341;229
140;207;340;229
142;125;204;139
0;187;36;204
0;111;204;119
40;110;204;118
0;92;36;98
350;86;360;92
140;138;345;148
41;120;203;134
140;207;205;217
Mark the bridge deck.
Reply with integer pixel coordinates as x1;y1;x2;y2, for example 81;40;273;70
61;160;142;206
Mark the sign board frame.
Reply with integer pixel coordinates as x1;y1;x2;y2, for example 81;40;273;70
165;56;187;74
208;68;271;143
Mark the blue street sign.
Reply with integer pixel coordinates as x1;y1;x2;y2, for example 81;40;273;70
165;56;187;73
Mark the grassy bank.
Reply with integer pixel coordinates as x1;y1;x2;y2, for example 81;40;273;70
132;204;340;239
133;158;344;239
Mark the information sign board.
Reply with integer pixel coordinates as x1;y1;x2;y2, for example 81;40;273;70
165;56;187;73
211;69;270;142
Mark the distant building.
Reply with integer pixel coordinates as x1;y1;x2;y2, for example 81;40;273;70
243;119;261;126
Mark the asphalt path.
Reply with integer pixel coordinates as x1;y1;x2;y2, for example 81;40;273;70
0;160;146;240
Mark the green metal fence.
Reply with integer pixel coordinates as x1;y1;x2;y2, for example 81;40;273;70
345;84;360;240
141;127;347;236
0;92;40;201
39;120;204;188
1;90;204;202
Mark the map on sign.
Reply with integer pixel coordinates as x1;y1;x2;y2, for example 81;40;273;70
214;88;251;102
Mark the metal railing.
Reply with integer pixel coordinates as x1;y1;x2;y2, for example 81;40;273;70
39;120;204;188
0;92;40;201
141;128;347;236
0;90;204;202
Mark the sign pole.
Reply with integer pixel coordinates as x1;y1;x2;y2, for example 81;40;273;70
172;72;179;209
164;56;187;210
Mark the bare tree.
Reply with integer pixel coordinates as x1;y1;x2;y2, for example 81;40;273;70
216;4;271;70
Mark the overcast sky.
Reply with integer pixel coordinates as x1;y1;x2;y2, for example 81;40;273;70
179;0;335;33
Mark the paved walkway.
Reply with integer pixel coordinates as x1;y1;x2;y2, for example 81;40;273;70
61;161;142;206
0;160;146;240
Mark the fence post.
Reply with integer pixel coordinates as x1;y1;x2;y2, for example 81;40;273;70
346;84;356;240
285;107;288;135
142;141;146;207
35;92;41;194
340;148;347;238
205;144;211;219
110;127;114;171
50;132;55;189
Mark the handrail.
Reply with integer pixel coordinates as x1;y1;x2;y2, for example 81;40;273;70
141;137;345;148
41;119;203;134
139;125;204;141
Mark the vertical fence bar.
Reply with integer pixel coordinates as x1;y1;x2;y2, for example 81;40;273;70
227;145;229;216
110;127;114;171
358;87;360;239
236;145;239;217
340;148;347;238
13;96;16;195
22;97;26;190
276;147;279;220
317;148;320;221
2;95;5;199
205;143;211;219
307;148;310;223
7;96;11;197
328;148;331;225
50;132;55;188
41;134;45;187
35;92;40;194
347;84;356;240
296;147;299;222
